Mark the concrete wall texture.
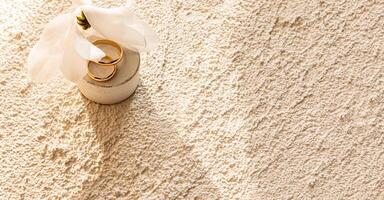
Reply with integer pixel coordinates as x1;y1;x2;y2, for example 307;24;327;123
0;0;383;199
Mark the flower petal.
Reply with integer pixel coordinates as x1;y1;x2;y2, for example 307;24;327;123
74;26;106;62
60;18;89;83
128;20;159;51
27;13;73;82
81;5;158;52
72;0;92;7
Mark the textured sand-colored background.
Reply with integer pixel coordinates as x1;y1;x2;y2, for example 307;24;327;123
1;0;383;199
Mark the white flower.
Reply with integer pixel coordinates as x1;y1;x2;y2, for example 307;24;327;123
27;0;158;83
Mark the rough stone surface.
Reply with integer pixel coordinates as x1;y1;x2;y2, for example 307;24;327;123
0;0;383;199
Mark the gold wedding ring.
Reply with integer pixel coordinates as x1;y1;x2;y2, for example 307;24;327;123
87;39;124;82
93;40;123;66
87;61;117;82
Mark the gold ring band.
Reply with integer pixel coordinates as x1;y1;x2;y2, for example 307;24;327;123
93;39;123;66
87;63;117;82
87;39;124;82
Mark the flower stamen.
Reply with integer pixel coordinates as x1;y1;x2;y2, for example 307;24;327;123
76;11;91;30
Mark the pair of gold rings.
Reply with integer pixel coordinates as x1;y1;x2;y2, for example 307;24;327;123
87;40;124;82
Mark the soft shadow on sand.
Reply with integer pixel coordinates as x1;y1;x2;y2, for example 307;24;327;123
75;86;220;199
